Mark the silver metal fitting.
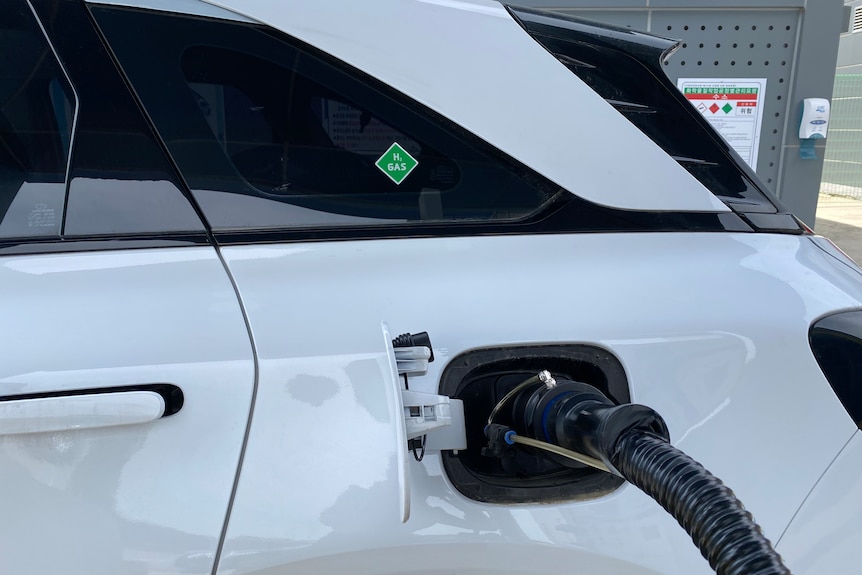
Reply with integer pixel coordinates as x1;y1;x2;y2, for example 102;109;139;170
538;370;556;389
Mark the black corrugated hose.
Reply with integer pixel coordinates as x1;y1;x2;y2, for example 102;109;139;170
612;432;791;575
501;377;794;575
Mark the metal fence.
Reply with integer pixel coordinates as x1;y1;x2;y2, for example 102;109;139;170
822;74;862;198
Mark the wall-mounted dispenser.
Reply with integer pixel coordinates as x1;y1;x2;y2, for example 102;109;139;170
799;98;830;159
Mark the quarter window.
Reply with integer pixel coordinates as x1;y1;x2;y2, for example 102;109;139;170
0;0;76;239
30;0;205;237
92;7;561;233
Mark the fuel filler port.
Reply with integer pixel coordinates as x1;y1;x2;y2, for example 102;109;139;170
439;344;630;503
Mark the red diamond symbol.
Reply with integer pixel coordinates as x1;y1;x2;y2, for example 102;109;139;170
709;103;720;114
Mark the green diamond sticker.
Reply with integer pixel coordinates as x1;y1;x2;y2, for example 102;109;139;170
722;103;733;114
375;142;418;185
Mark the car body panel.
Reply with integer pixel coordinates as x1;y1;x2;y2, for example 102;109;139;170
2;1;858;574
191;0;729;213
215;233;858;575
778;430;862;574
0;247;255;575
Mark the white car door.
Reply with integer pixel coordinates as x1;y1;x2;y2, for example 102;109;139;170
90;2;861;575
0;2;254;574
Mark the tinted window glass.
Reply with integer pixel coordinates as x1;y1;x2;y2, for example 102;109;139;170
511;8;779;212
92;8;559;232
0;0;75;239
28;0;204;237
810;311;862;429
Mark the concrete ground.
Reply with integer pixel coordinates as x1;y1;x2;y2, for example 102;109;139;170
814;193;862;263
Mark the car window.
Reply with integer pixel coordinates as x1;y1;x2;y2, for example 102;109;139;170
0;1;76;239
1;0;206;243
27;0;205;238
511;7;779;211
91;7;561;233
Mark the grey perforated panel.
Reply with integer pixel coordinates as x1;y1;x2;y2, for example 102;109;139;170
653;12;799;190
543;7;800;192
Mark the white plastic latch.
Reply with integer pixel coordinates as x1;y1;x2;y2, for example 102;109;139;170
401;389;466;451
394;346;432;377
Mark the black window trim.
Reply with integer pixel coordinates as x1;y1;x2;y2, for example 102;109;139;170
0;233;211;257
21;0;80;238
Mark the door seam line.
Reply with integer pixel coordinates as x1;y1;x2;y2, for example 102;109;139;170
775;429;857;545
210;243;261;575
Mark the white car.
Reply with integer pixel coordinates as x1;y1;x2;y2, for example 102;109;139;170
1;0;859;574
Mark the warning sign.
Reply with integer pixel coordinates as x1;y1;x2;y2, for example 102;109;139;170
677;79;767;170
375;142;418;185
